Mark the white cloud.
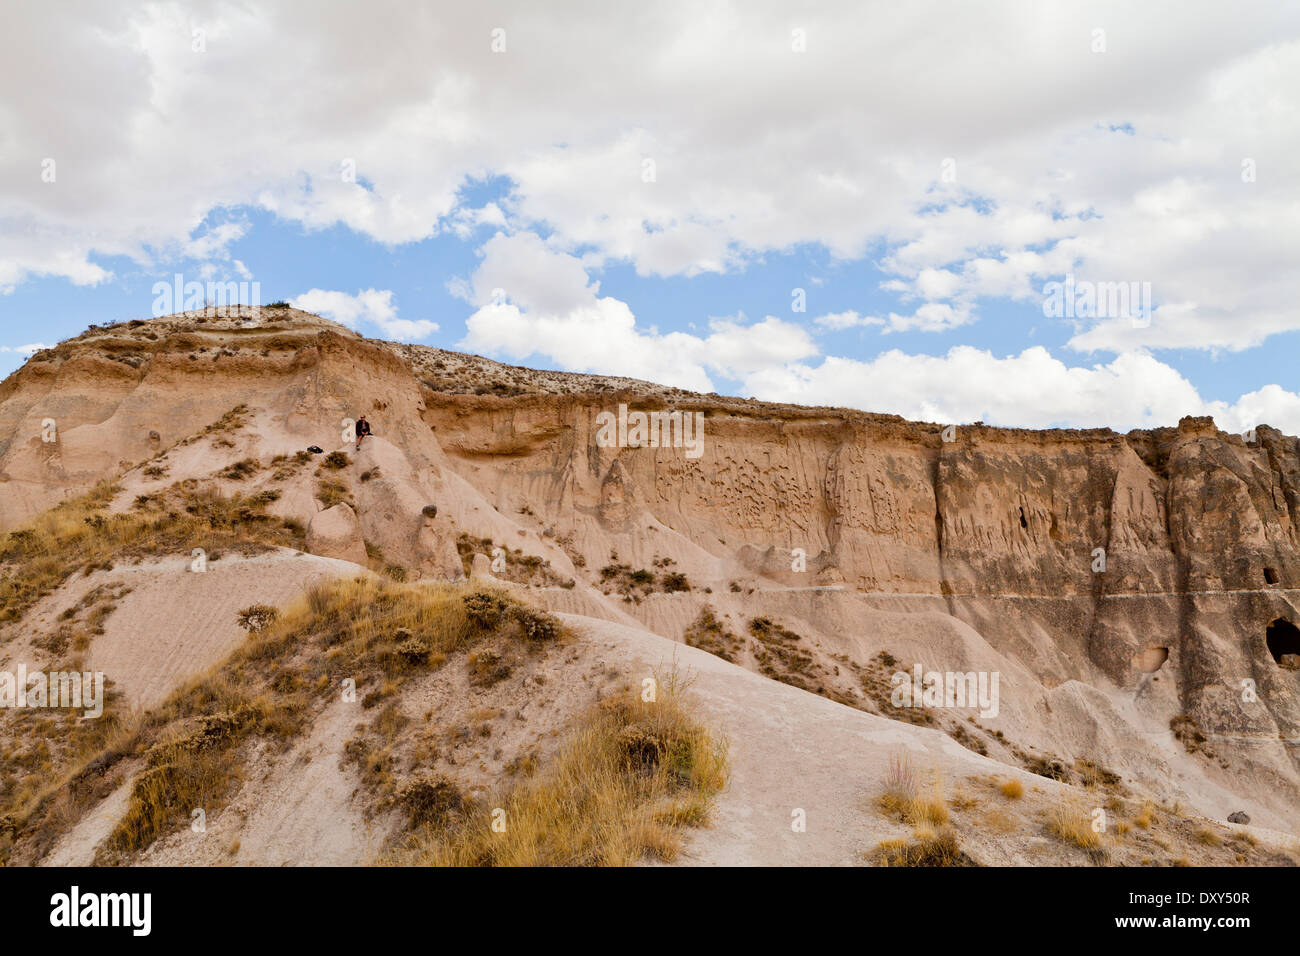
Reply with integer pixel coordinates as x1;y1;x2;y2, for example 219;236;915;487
814;311;883;330
881;302;974;334
459;233;816;389
290;288;438;340
741;346;1300;435
4;1;1299;437
1;1;1295;359
0;343;52;355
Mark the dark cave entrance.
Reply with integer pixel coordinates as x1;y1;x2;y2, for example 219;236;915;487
1264;567;1279;585
1266;618;1300;665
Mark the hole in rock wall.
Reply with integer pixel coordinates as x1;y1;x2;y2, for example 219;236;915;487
1136;646;1169;673
1266;618;1300;667
1264;567;1279;585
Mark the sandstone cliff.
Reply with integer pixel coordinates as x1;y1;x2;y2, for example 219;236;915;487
2;306;1298;841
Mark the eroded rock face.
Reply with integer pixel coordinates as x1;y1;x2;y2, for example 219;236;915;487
307;504;368;565
4;310;1300;823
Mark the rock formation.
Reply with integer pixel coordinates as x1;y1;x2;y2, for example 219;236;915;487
2;305;1298;836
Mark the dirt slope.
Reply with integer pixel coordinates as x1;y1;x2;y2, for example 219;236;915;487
1;307;1297;864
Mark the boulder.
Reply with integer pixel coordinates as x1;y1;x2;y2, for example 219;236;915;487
306;503;368;566
470;552;493;580
1227;811;1250;825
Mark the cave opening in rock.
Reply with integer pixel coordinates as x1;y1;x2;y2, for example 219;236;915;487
1018;506;1028;530
1266;618;1300;665
1137;646;1169;673
1264;567;1279;585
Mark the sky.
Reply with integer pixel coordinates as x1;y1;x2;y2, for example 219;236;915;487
1;0;1298;433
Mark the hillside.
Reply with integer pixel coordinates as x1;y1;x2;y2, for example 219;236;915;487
1;305;1297;866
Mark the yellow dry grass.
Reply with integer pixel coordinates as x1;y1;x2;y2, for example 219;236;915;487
394;669;728;866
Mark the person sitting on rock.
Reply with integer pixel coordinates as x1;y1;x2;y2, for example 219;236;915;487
355;415;372;451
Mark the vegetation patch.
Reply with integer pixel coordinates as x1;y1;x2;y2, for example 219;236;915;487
315;477;353;509
598;559;691;601
392;670;728;866
1170;714;1212;756
0;481;303;628
873;826;976;867
455;533;573;588
683;607;743;663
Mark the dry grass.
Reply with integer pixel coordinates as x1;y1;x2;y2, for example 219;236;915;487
1047;800;1104;854
999;778;1024;799
0;480;303;626
315;477;353;509
1195;827;1223;847
97;577;569;859
0;481;308;863
874;824;974;866
1133;802;1158;829
878;752;949;827
392;669;728;866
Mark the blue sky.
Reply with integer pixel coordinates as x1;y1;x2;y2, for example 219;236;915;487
2;2;1298;432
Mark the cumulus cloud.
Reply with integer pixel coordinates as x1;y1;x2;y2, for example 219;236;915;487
1;1;1296;357
740;347;1300;434
290;288;437;340
458;233;816;389
813;311;883;330
4;2;1298;432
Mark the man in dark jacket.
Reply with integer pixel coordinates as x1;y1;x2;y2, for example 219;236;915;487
355;415;372;451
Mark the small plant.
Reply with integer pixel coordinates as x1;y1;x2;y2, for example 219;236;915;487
315;478;352;509
394;668;727;866
660;571;691;593
220;458;260;481
882;750;919;807
397;775;465;828
874;825;973;867
1074;758;1122;790
236;604;278;633
1134;803;1157;829
1047;801;1103;853
1000;778;1024;799
467;649;511;687
396;634;430;666
463;590;509;630
1025;755;1072;783
1170;714;1208;754
322;451;350;470
511;605;562;643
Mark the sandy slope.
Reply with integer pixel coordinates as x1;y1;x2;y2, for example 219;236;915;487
556;614;1053;864
81;551;361;710
136;697;394;866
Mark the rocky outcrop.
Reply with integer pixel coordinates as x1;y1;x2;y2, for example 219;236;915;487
3;308;1299;828
307;504;368;565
